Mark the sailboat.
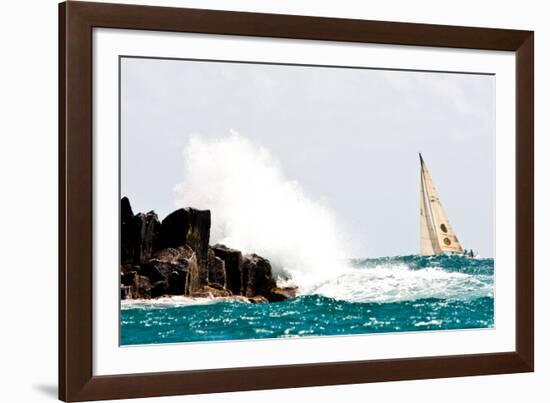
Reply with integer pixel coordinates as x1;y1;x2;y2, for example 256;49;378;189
419;153;472;257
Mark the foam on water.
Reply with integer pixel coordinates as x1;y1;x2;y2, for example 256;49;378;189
308;264;493;303
174;131;350;288
306;254;493;303
121;295;250;309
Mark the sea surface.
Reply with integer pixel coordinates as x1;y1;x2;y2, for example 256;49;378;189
120;254;494;345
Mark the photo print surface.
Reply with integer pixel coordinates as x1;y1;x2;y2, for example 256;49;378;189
119;57;495;345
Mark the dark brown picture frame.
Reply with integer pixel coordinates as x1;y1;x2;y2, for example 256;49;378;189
59;1;534;401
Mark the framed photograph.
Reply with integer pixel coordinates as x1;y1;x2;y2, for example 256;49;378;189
59;1;534;401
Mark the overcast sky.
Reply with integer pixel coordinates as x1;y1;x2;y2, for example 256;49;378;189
121;57;495;258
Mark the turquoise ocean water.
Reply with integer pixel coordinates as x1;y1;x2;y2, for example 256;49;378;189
120;254;494;345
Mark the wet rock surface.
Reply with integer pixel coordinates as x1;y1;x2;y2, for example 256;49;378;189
120;197;298;303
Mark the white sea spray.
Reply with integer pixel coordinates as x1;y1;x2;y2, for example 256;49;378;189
174;131;351;288
310;263;494;303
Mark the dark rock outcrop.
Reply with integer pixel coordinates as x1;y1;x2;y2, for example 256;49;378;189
247;295;269;304
186;209;211;269
141;260;188;296
121;285;133;300
131;274;152;299
121;246;195;298
242;254;276;298
121;265;140;286
148;246;195;295
266;287;299;302
152;245;193;263
184;251;204;295
135;211;161;262
189;285;232;298
121;197;136;264
120;197;161;264
166;270;187;295
136;261;166;285
120;267;152;299
207;248;226;288
212;244;243;295
120;197;297;303
151;280;169;298
158;208;190;249
206;282;228;292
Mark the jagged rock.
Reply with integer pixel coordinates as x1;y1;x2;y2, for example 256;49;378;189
158;208;190;249
186;208;211;263
166;271;187;295
207;248;226;287
145;246;196;295
184;252;204;295
120;266;154;299
120;285;133;300
189;285;233;298
120;198;288;302
132;275;152;299
140;261;185;295
120;197;161;264
153;245;193;262
266;287;299;302
213;244;243;295
121;197;134;222
247;295;269;304
151;280;169;298
207;282;229;292
242;254;276;298
121;197;136;264
136;211;161;262
121;265;140;286
136;261;165;284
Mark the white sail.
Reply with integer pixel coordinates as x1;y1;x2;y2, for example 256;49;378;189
419;154;464;255
420;167;438;255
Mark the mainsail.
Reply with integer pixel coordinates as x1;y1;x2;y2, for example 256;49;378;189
419;154;463;255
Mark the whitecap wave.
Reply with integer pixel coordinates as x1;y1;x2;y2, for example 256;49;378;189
306;264;493;303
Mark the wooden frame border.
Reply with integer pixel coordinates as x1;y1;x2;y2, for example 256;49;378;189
59;1;534;401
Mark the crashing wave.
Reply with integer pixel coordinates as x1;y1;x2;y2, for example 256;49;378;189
306;255;494;303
